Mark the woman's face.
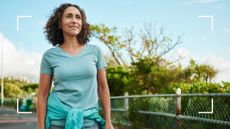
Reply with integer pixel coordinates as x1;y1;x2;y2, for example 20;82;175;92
60;6;82;37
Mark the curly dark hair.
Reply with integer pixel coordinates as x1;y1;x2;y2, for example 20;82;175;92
44;3;90;46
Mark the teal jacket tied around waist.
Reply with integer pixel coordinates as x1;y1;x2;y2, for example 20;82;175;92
45;92;105;129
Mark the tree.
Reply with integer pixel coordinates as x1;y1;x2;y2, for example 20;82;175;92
90;23;182;65
127;57;175;94
91;23;183;94
90;24;125;65
196;64;217;83
124;23;182;63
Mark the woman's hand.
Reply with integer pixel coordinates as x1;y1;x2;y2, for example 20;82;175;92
105;122;114;129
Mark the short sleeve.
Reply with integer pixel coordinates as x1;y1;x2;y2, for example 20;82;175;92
96;47;107;70
40;53;53;75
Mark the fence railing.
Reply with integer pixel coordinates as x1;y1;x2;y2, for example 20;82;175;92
110;89;230;129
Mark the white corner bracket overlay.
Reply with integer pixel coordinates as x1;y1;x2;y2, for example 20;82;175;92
198;15;214;31
16;15;32;31
198;98;213;114
16;98;32;114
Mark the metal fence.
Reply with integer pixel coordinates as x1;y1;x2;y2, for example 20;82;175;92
110;89;230;129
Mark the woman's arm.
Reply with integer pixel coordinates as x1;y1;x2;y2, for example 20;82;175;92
37;74;52;129
97;69;114;129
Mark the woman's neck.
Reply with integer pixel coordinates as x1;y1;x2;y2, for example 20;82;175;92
61;36;82;49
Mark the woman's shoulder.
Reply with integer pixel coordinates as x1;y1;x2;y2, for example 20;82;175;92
86;44;100;49
85;44;102;53
42;47;59;56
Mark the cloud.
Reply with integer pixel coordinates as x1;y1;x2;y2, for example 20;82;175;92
0;33;42;82
173;48;230;82
202;53;230;82
176;48;191;57
168;48;194;66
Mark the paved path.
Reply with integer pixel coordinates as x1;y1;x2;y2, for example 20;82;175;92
0;106;37;129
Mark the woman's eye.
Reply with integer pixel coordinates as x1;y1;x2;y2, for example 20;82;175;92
75;16;81;19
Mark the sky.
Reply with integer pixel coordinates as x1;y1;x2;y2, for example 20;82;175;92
0;0;230;82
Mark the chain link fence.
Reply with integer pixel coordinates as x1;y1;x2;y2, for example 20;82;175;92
110;91;230;129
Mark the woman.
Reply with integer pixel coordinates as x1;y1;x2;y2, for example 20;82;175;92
37;3;114;129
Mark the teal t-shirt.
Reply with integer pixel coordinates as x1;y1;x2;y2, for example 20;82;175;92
40;44;107;127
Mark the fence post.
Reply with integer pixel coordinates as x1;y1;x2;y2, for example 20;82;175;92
176;88;181;129
124;92;129;111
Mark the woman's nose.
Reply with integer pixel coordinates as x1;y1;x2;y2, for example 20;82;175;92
71;17;77;23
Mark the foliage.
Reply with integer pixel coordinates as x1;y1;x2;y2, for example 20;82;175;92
0;77;38;98
4;82;23;98
107;66;131;96
167;82;228;94
127;57;173;94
